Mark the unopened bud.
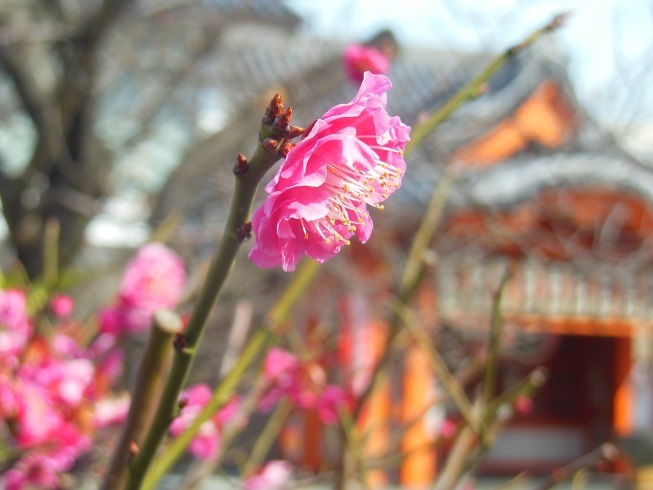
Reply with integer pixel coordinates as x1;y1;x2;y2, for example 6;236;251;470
281;142;296;157
178;396;189;410
236;222;253;242
173;333;189;352
263;94;283;125
284;125;305;139
233;153;249;175
261;137;279;152
274;107;292;131
129;441;139;458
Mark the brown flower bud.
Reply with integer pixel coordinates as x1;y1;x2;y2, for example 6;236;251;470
280;142;296;157
263;94;283;125
261;137;279;152
129;441;139;458
283;125;305;139
274;107;292;131
178;396;189;410
173;333;189;352
233;153;249;175
236;222;253;242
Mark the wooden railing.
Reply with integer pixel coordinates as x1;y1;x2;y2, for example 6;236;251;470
437;257;653;335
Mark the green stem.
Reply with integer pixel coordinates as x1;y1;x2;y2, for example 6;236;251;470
339;406;371;489
101;311;183;490
242;399;293;476
433;368;549;489
352;171;455;421
482;269;512;408
487;366;548;417
140;328;271;490
396;302;481;434
126;136;282;489
140;258;320;489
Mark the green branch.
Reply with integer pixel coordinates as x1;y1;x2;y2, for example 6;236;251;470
101;311;183;490
125;116;285;489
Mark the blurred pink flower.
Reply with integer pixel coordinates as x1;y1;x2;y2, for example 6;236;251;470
100;243;186;335
249;73;409;272
2;426;88;490
51;334;83;358
315;385;347;425
263;347;302;389
93;393;130;428
343;43;390;84
40;358;95;406
438;419;457;439
243;461;292;490
259;348;346;425
4;453;64;490
50;294;74;317
0;290;31;360
0;375;18;418
0;294;128;487
515;395;534;415
170;384;242;461
11;379;61;447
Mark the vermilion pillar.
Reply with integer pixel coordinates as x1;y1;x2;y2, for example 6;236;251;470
400;343;436;487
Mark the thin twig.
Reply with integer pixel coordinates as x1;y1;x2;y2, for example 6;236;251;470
533;443;621;490
396;302;482;433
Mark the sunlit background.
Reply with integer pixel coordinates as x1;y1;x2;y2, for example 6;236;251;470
288;0;653;129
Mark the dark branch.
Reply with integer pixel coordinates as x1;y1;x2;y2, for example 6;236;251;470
0;45;62;161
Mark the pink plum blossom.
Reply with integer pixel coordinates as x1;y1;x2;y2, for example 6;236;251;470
343;43;390;84
51;334;83;358
243;460;292;490
11;379;61;447
315;385;347;425
2;424;89;490
249;73;410;272
93;393;130;428
170;384;242;461
99;242;186;335
438;419;457;439
515;395;534;415
0;289;31;361
50;294;74;317
0;286;135;487
3;453;66;490
259;348;347;425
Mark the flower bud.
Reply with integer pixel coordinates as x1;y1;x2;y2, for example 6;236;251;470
236;222;253;242
263;94;283;125
273;107;292;131
283;125;305;139
261;137;279;152
233;153;249;175
280;143;295;157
